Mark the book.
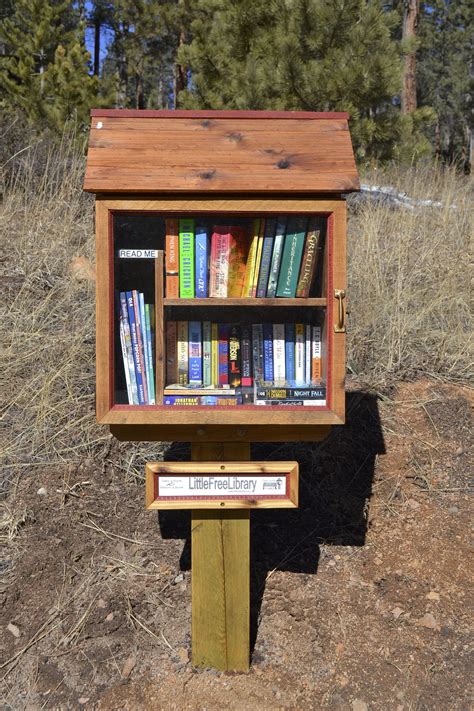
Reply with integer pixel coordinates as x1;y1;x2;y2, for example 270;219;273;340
202;321;212;387
241;221;260;297
179;219;195;298
218;324;229;385
256;218;276;297
139;292;151;404
256;386;326;400
276;216;308;297
144;303;155;404
119;319;133;404
188;321;202;385
211;322;219;386
251;219;265;297
126;291;146;404
251;324;264;384
119;292;138;404
229;325;241;387
296;217;324;297
255;399;326;406
266;216;287;297
241;326;252;387
295;323;305;385
273;323;286;383
165;321;177;385
164;386;237;395
165;219;179;297
285;323;296;384
164;395;240;406
262;322;274;382
305;324;311;385
195;224;209;298
209;226;231;297
228;227;250;297
177;321;188;384
311;325;322;383
132;290;148;403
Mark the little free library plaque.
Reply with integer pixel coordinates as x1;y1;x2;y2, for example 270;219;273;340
146;461;298;510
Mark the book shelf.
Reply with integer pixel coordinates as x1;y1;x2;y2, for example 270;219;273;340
85;110;359;442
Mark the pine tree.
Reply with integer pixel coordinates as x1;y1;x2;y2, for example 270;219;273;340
177;0;413;160
0;0;98;131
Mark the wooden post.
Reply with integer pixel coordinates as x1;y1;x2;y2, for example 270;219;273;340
191;442;250;671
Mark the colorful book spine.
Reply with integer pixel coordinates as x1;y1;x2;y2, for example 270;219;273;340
166;321;177;385
256;218;276;297
188;321;202;385
177;321;188;384
164;396;240;406
126;291;146;404
241;221;260;297
305;324;311;385
295;323;305;385
165;219;179;297
251;324;264;384
218;324;229;386
119;319;133;404
138;292;151;404
119;292;138;404
311;325;322;383
255;399;326;406
209;227;230;297
241;326;252;387
195;224;209;298
273;323;286;383
144;303;155;404
262;322;274;382
202;321;212;387
133;290;148;403
228;227;250;297
211;323;219;386
229;325;241;387
266;217;287;297
296;217;323;297
251;220;265;297
276;216;308;297
285;323;296;384
256;386;326;400
179;219;195;298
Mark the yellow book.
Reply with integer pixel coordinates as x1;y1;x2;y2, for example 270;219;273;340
211;322;219;386
241;220;260;297
250;219;265;297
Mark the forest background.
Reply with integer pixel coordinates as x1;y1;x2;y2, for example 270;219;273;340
0;0;472;168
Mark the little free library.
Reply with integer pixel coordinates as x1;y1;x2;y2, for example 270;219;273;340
84;109;360;444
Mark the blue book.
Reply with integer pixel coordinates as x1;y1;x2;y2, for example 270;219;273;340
195;225;209;297
285;323;296;383
126;291;145;404
119;292;138;404
218;324;229;386
262;322;274;382
256;218;277;298
188;321;202;385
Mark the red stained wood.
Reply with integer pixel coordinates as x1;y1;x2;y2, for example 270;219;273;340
84;112;359;194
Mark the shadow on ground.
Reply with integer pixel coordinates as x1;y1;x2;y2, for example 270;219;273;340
157;391;385;658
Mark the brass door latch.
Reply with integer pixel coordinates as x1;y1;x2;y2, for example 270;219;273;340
334;289;346;333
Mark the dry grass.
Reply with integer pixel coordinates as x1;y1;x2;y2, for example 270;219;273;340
0;137;472;502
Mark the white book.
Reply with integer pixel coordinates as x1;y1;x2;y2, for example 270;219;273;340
311;326;322;384
295;323;305;385
273;323;286;384
305;324;311;385
119;318;134;404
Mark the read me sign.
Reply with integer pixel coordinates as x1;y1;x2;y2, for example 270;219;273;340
145;461;298;509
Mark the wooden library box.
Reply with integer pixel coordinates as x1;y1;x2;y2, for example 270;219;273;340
84;109;360;443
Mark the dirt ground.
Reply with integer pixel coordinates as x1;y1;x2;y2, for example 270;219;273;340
1;379;472;710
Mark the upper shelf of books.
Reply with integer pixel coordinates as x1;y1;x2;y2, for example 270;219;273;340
84;109;360;194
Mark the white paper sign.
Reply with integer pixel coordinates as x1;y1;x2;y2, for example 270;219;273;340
157;474;287;499
118;249;158;258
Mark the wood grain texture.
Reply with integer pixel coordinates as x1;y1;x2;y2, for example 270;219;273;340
84;114;359;193
110;424;332;443
154;252;164;404
95;199;112;419
163;297;327;307
331;202;347;420
91;109;349;119
191;442;250;671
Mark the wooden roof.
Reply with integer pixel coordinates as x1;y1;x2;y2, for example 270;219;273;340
84;109;359;194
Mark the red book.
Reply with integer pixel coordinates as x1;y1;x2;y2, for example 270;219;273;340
228;227;251;297
165;219;179;297
209;226;231;297
165;321;177;385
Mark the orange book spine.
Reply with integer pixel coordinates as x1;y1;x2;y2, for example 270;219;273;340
165;219;179;297
228;226;250;297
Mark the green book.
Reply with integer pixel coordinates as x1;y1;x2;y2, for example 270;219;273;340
276;216;308;297
179;219;195;298
202;321;212;386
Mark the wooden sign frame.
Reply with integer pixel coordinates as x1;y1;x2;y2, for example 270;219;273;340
145;461;298;510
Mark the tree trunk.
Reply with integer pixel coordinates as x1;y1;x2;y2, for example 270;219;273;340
401;0;419;114
93;17;101;76
174;30;187;109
